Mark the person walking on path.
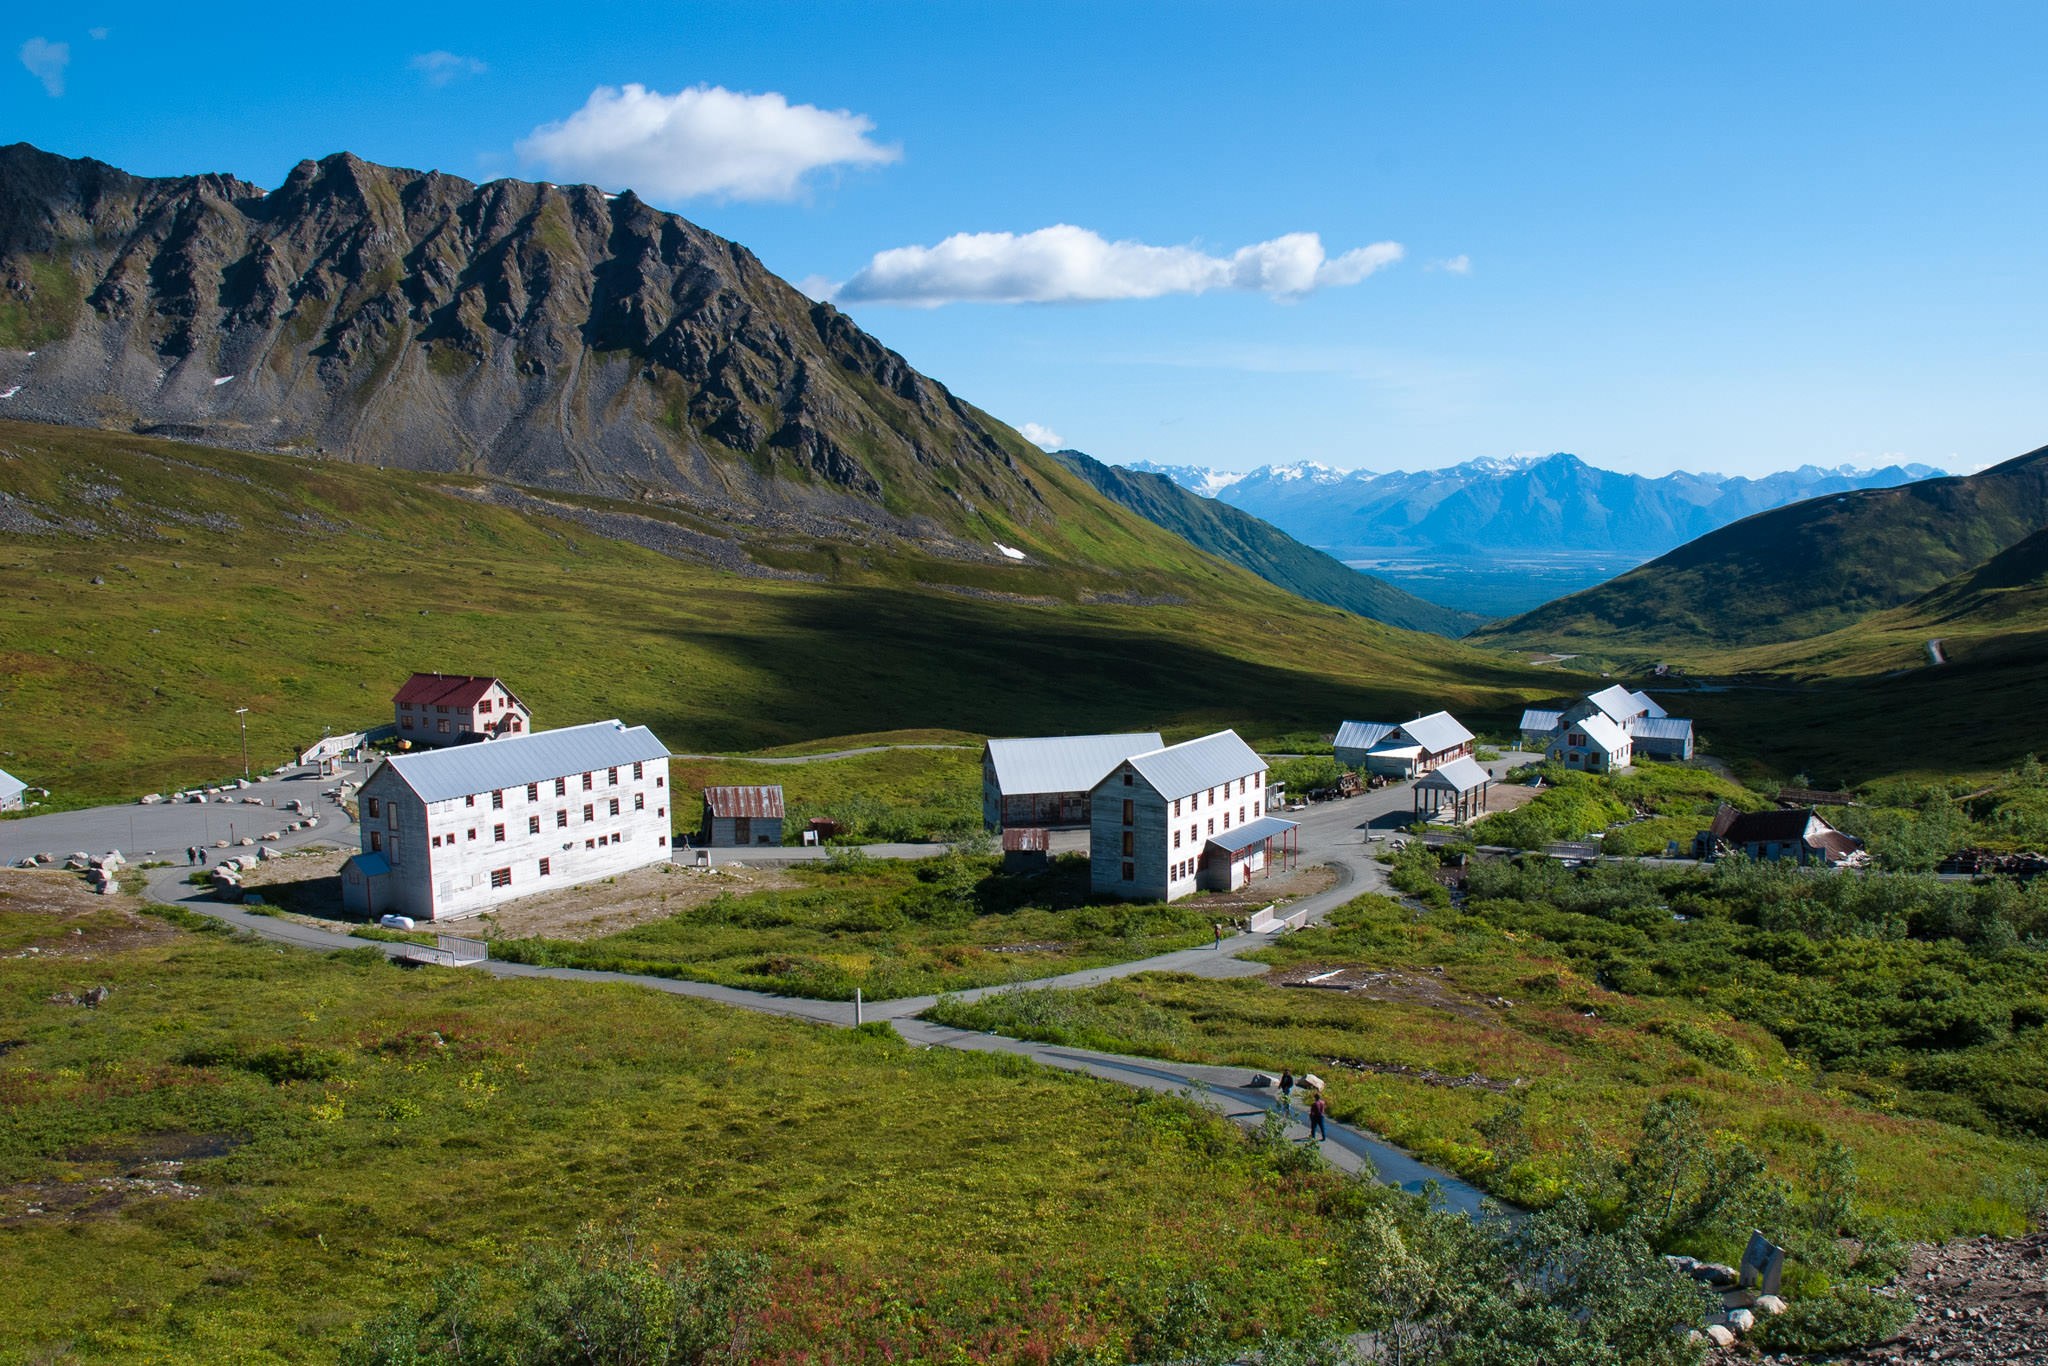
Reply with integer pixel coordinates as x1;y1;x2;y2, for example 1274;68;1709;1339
1308;1092;1329;1141
1278;1068;1295;1111
1213;922;1223;950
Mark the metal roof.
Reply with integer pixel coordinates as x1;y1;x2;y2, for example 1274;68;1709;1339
1628;690;1668;719
1583;684;1643;724
1122;730;1264;801
1570;713;1632;753
1628;716;1694;741
1205;814;1298;854
379;720;669;804
1717;807;1829;845
1392;710;1473;755
703;785;785;819
1415;755;1492;793
0;767;23;800
345;851;390;877
393;672;521;709
984;733;1162;796
1334;720;1397;753
1518;708;1563;734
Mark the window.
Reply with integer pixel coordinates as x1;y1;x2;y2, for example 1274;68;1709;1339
437;704;449;714
1222;812;1230;830
465;795;476;808
1173;829;1182;848
634;794;645;811
1122;799;1134;825
633;762;643;780
490;867;511;889
658;836;667;847
387;804;398;830
657;806;665;818
370;831;383;852
556;810;568;829
1121;861;1134;881
467;828;477;841
431;834;440;847
555;777;567;796
583;804;594;823
401;717;414;730
1190;825;1198;844
609;798;620;816
585;838;595;850
526;783;539;802
1172;798;1181;817
582;772;593;790
437;719;449;733
539;857;551;876
1122;771;1133;786
608;767;619;785
367;796;380;817
491;790;504;809
1253;801;1261;817
1207;819;1215;835
1121;832;1134;856
657;776;665;788
528;815;540;834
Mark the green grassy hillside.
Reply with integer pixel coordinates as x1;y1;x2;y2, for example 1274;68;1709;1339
1050;449;1486;636
1479;442;2048;655
0;420;1561;804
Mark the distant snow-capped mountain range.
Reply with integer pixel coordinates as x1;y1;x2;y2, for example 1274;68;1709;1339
1119;452;1949;560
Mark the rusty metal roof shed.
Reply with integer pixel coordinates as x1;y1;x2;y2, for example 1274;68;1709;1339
703;785;785;819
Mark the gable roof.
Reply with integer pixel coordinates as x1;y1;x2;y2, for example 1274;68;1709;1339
1584;684;1644;724
1717;807;1827;846
1569;712;1631;754
1519;708;1563;734
344;851;391;878
377;720;668;803
1628;690;1668;719
1628;716;1695;741
1415;755;1491;793
393;672;522;709
703;785;785;819
1394;710;1473;754
1334;720;1398;753
1122;730;1264;802
985;734;1163;796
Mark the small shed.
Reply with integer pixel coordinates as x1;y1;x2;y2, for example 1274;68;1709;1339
702;785;785;847
0;766;25;812
1412;756;1494;824
340;851;391;918
1199;815;1300;892
1001;826;1051;875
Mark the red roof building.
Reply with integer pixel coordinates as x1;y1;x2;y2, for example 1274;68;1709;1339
392;674;531;749
1696;805;1865;867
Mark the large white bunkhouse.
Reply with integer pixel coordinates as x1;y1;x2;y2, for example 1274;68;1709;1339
1089;730;1296;902
1333;710;1475;778
393;673;533;748
340;719;672;922
0;766;25;812
982;732;1163;830
1522;686;1694;762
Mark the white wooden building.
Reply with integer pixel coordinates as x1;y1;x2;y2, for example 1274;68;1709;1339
1547;711;1633;772
393;673;533;749
340;719;672;922
1333;710;1475;778
1521;686;1694;762
982;732;1162;830
1089;730;1295;902
0;766;25;812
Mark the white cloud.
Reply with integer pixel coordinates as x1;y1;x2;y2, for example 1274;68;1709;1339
517;83;900;203
411;50;487;86
20;37;68;97
1018;422;1064;450
1431;254;1472;275
88;26;109;40
831;225;1402;306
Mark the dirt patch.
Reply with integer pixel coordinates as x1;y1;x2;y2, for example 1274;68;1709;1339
239;853;799;941
0;1133;234;1227
1203;863;1339;917
1318;1057;1523;1093
1273;961;1513;1022
1471;781;1544;819
0;868;179;957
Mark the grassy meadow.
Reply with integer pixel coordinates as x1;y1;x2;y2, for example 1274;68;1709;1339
0;419;1564;808
667;745;982;844
0;881;1362;1363
486;853;1234;1000
929;874;2048;1243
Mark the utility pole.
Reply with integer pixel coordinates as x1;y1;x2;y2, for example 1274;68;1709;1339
234;707;250;779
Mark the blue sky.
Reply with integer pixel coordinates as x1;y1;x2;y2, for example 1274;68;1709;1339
8;2;2046;475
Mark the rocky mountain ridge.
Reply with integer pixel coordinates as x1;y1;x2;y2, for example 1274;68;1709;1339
0;143;1091;557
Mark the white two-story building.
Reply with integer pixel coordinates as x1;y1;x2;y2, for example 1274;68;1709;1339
341;719;672;922
1089;730;1295;903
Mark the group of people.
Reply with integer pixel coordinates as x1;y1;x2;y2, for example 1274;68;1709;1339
1273;1067;1330;1141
